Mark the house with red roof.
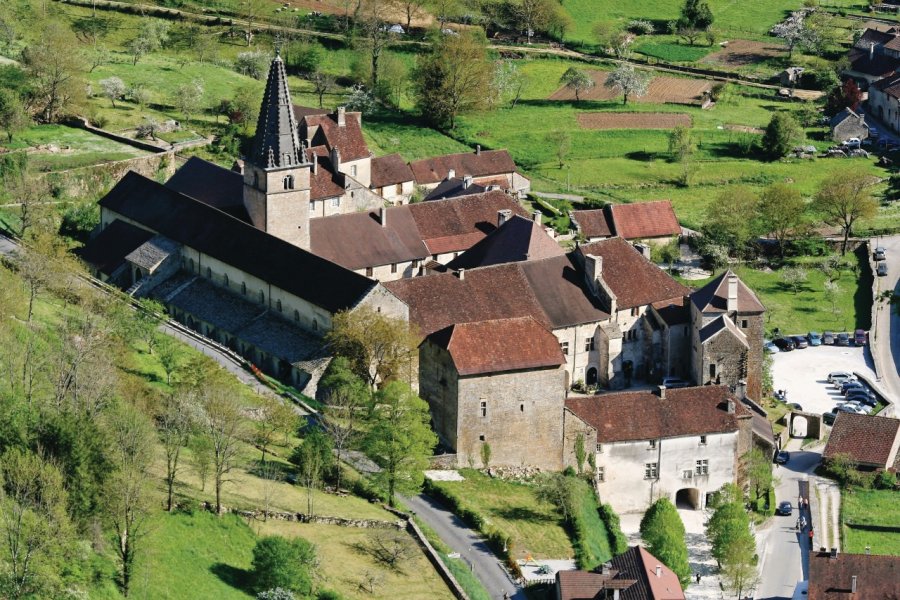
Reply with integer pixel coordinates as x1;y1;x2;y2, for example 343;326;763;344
556;546;686;600
571;200;682;246
808;549;900;600
408;146;531;197
823;413;900;471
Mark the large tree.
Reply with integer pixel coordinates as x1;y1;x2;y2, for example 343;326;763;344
290;428;334;517
411;30;492;130
702;187;760;258
199;383;245;514
744;448;773;506
251;535;317;595
639;498;691;588
364;381;437;506
318;357;369;492
825;79;862;117
22;21;86;123
678;0;714;30
814;169;878;255
0;89;27;143
761;112;801;159
358;0;397;88
604;65;651;105
758;183;806;257
559;67;594;102
126;19;169;66
706;484;757;598
157;391;197;512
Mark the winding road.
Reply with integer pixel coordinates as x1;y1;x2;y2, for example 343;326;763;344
871;235;900;415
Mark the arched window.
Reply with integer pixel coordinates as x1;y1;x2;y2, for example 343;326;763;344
293;310;300;322
283;175;294;190
276;299;282;313
259;290;265;303
241;282;247;295
312;319;318;331
224;274;229;287
205;266;212;279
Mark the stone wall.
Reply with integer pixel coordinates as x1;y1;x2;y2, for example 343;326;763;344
419;339;460;452
41;151;176;199
562;408;598;471
741;313;765;401
699;328;749;390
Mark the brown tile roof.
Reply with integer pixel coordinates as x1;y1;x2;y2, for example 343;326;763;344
572;209;613;238
652;296;690;325
407;191;528;255
520;255;610;328
309;207;428;270
292;105;329;119
808;551;900;600
409;149;518;184
565;385;748;443
308;145;346;200
557;570;633;600
823;413;900;468
611;546;685;600
848;48;900;78
301;111;370;162
428;316;564;376
424;178;488;200
445;215;564;270
370;153;414;189
690;270;765;314
76;219;155;276
872;72;900;100
607;201;680;240
579;238;691;310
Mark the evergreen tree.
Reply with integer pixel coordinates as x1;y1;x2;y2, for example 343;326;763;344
639;498;691;587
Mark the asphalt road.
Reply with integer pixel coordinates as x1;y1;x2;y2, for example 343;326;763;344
404;494;522;600
871;235;900;416
755;447;822;600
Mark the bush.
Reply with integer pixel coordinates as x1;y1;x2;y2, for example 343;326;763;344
257;589;295;600
59;202;100;242
351;475;386;503
251;536;316;595
876;470;897;490
568;478;612;570
599;503;629;555
235;50;271;80
175;496;200;515
627;19;654;34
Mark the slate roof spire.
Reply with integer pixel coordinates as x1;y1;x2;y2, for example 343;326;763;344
251;51;305;169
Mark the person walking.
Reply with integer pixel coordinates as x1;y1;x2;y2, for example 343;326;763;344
696;573;701;584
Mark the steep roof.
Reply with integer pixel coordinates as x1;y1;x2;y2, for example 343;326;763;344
98;171;376;313
520;255;610;328
409;149;518;184
308;146;348;200
690;270;765;314
301;110;370;162
579;237;691;310
607;200;680;240
166;156;248;220
424;177;487;201
823;413;900;468
854;28;896;50
445;215;564;270
310;207;428;270
848;47;900;78
698;314;749;347
428;316;564;376
406;190;529;255
370;153;415;188
872;72;900;100
830;107;866;130
76;219;154;276
565;385;748;443
571;208;614;239
124;235;180;271
557;571;636;600
250;54;304;169
808;551;900;600
610;546;685;600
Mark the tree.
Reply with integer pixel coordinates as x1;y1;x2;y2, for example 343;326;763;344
290;429;333;517
251;536;316;595
771;14;805;58
513;0;556;44
491;60;527;109
358;0;397;88
574;433;586;474
668;125;694;163
758;183;805;257
593;22;635;59
678;0;714;30
128;84;151;114
0;89;28;143
706;484;757;598
364;381;437;506
411;30;493;130
825;79;862;117
157;392;197;512
240;0;268;46
702;187;760;258
824;280;840;315
376;54;408;108
156;335;182;385
127;19;169;66
392;0;427;31
104;404;155;596
309;71;335;109
548;130;571;169
22;21;86;123
800;11;841;55
430;0;461;30
780;266;808;294
0;448;71;599
761;113;801;159
535;472;578;523
362;530;416;569
254;397;297;463
814;169;878;255
640;498;691;588
319;357;368;492
825;452;857;488
327;306;419;389
604;65;651;105
199;384;245;513
173;79;204;126
235;50;271;80
745;448;773;504
559;67;594;102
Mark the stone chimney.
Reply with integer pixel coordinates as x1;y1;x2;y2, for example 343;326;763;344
475;144;481;155
655;565;662;578
588;254;603;282
497;209;512;227
634;243;651;259
463;175;473;189
658;385;666;399
613;589;620;600
380;206;387;228
337;106;346;127
735;380;747;400
870;42;875;61
330;146;341;171
851;576;857;594
533;212;542;226
312;153;318;175
727;272;739;314
727;398;736;414
447;168;456;180
457;268;465;280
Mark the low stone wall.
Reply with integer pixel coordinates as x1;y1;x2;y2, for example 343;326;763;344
39;151;176;199
429;453;459;469
66;116;171;153
200;502;404;529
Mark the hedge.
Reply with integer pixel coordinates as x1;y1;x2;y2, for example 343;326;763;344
598;503;629;556
569;478;613;570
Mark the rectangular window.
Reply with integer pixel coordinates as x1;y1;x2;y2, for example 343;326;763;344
597;467;605;482
331;197;340;207
480;401;486;418
741;319;748;328
683;470;693;480
596;443;603;453
696;459;709;476
396;183;402;195
631;307;639;317
365;267;374;277
390;263;398;274
644;463;658;479
648;440;657;449
709;363;716;378
584;337;595;352
412;259;419;269
560;341;569;355
351;165;357;177
700;435;707;445
309;201;316;212
478;434;485;442
520;403;524;412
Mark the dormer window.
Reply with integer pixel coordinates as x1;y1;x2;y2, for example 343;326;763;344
283;154;292;166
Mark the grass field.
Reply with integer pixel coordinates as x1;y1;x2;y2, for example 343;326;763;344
841;488;900;556
1;124;148;172
635;40;716;63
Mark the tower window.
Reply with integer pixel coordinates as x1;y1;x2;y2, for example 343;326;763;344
312;319;318;331
283;175;294;190
293;310;300;322
205;267;211;279
253;172;259;188
259;290;265;303
709;363;716;378
480;401;486;417
241;282;247;295
224;274;229;287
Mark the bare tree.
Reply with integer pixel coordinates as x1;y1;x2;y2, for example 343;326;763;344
240;0;268;46
358;0;397;88
199;384;244;514
604;64;651;105
309;71;335;108
361;530;415;570
157;391;197;511
254;396;298;463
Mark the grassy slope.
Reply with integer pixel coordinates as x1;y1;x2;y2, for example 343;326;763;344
842;488;900;556
1;124;148;171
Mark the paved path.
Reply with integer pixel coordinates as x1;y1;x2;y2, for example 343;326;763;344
404;493;522;600
870;235;900;416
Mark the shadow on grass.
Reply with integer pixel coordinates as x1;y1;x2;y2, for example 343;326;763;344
210;562;253;593
120;366;162;383
493;506;555;523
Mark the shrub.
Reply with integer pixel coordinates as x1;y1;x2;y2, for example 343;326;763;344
640;498;691;587
599;503;629;555
257;589;295;600
251;536;316;595
876;470;897;490
235;50;271;80
568;479;612;570
627;19;654;34
59;202;100;242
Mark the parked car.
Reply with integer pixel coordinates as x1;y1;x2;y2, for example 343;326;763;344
877;262;888;277
765;341;780;353
854;329;868;346
823;331;835;345
776;501;793;516
775;451;790;465
808;331;822;346
840;380;866;394
832;375;857;389
846;393;877;407
823;411;837;425
828;370;854;382
661;377;690;389
870;127;880;138
774;337;796;351
836;332;851;346
792;335;809;349
843;137;862;149
845;387;876;400
874;247;887;261
835;404;865;414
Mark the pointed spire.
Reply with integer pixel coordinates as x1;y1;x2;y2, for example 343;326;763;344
250;53;304;170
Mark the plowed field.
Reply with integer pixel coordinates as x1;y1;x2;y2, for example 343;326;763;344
550;71;713;106
576;112;692;129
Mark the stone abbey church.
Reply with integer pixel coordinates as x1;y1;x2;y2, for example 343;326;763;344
80;56;773;508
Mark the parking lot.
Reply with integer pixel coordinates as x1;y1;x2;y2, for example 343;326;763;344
770;344;878;417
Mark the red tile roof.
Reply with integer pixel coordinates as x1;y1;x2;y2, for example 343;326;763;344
872;72;900;100
409;149;518;184
809;551;900;600
823;413;900;468
572;209;614;239
301;111;370;162
310;207;428;270
578;237;691;310
690;270;765;314
612;546;685;600
370;153;415;189
308;145;346;200
565;385;748;443
557;571;634;600
429;316;564;376
607;200;681;240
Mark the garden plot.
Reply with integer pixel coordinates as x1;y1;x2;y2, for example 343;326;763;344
577;112;692;130
549;71;713;106
702;39;785;68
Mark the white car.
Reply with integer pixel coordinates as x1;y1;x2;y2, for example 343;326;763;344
843;138;862;149
828;371;853;383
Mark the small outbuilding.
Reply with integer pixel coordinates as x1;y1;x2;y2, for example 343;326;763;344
830;107;869;142
780;66;805;87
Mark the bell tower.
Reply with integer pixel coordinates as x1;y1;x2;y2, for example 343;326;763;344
243;51;312;249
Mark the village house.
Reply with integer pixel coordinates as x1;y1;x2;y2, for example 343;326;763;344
571;200;681;246
370;153;416;204
807;549;900;600
823;413;900;471
830;107;869;142
409;147;531;197
556;546;685;600
868;73;900;134
846;27;900;90
563;385;753;514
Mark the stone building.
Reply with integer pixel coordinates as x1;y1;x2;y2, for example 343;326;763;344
571;200;682;246
563;385;753;514
419;316;566;470
409;147;531;197
830;108;869;143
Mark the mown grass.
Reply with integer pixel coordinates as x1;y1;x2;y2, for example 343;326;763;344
841;488;900;556
635;40;716;63
1;124;148;172
570;477;612;569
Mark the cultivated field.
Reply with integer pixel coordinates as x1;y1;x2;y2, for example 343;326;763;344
702;39;786;68
549;71;713;106
576;112;692;129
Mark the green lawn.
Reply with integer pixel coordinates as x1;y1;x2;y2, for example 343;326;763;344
1;124;147;172
635;40;716;62
842;488;900;556
432;469;575;560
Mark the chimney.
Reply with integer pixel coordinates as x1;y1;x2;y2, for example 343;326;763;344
533;212;542;226
447;168;456;180
658;385;666;399
312;153;318;175
380;206;387;228
870;42;875;61
330;146;341;171
588;254;603;281
337;106;346;127
497;209;512;227
613;590;620;600
727;398;735;414
727;272;739;313
634;243;650;259
830;548;839;559
463;175;472;189
475;144;481;155
457;268;465;280
736;380;747;401
655;565;662;578
851;576;857;594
